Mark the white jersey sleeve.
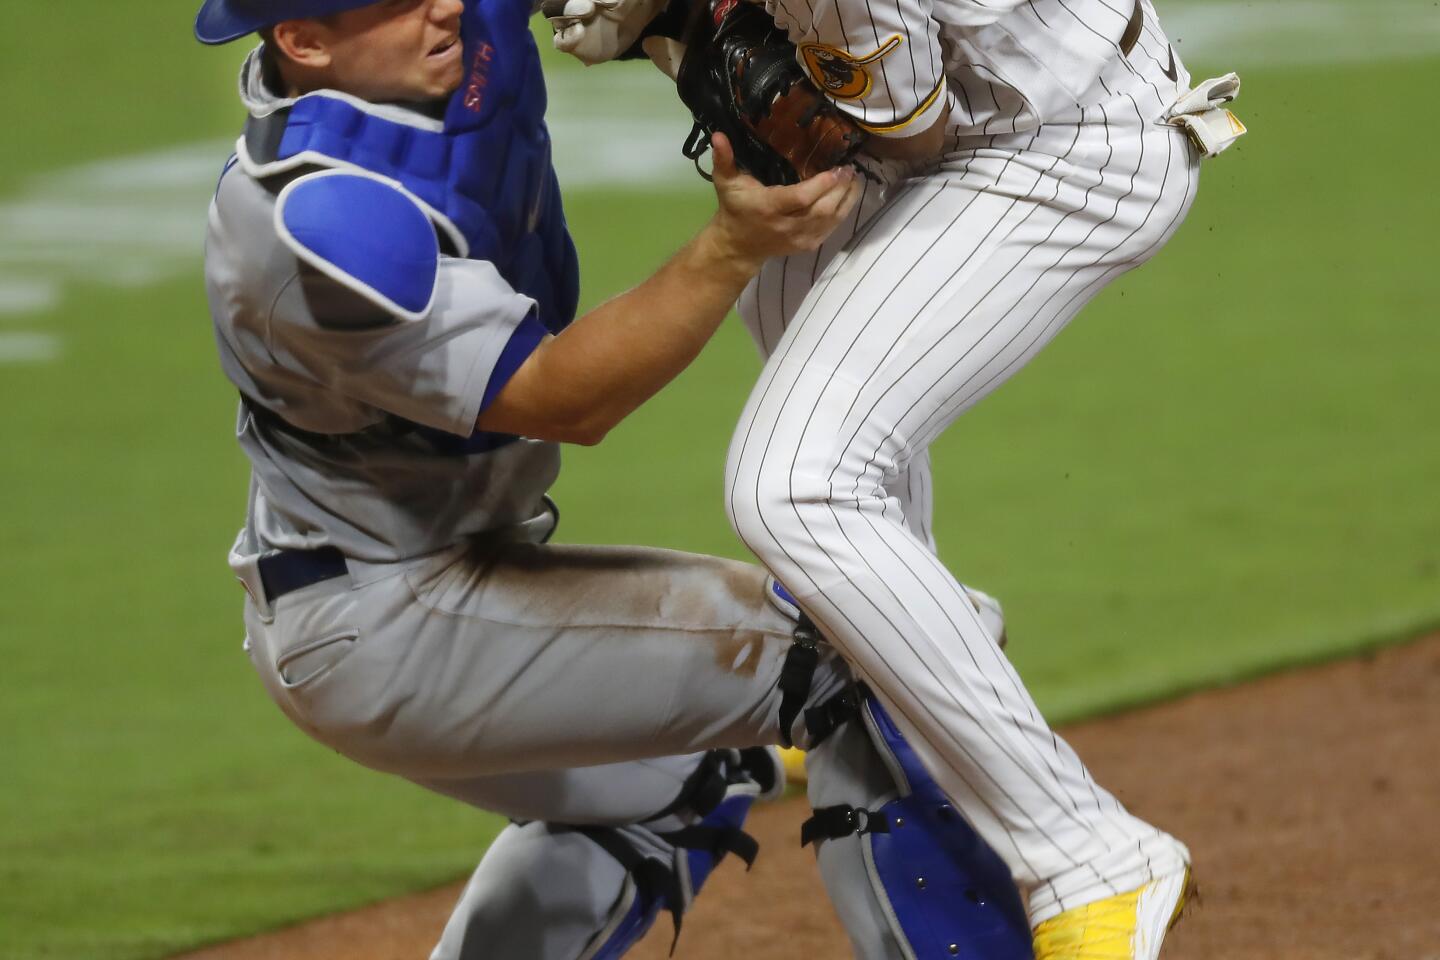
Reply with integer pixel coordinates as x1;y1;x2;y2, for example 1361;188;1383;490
767;0;947;136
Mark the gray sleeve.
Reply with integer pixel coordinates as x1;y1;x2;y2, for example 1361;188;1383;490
270;256;544;437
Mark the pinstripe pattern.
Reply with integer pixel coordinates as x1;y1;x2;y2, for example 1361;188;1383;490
763;0;1190;140
728;34;1199;924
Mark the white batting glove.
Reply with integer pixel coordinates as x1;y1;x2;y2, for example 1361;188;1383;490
1165;73;1247;158
543;0;666;65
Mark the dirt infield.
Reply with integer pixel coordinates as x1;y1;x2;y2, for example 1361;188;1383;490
176;635;1440;960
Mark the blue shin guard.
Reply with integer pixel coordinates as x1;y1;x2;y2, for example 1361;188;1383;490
860;694;1032;959
770;579;1032;959
587;750;771;959
586;877;664;960
801;691;1033;960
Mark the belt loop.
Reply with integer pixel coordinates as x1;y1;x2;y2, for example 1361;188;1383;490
230;549;276;623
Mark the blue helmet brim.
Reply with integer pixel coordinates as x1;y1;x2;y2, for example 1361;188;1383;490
194;0;385;45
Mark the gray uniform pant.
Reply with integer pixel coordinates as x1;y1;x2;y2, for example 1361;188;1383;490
239;538;912;958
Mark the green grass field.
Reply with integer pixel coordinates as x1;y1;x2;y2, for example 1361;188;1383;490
1;2;1437;957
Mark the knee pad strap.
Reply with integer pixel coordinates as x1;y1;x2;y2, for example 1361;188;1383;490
804;684;862;746
581;750;770;959
778;631;862;750
575;828;682;960
776;619;820;748
800;803;890;847
643;748;731;822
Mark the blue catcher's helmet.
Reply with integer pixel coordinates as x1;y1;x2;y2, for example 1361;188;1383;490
195;0;384;45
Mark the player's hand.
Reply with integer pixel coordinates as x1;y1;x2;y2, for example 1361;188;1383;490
544;0;665;65
705;133;861;274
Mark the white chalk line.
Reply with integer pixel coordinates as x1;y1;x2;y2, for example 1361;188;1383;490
1165;0;1440;68
0;333;63;364
0;0;1434;357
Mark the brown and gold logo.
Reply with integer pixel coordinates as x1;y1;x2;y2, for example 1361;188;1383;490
799;36;902;100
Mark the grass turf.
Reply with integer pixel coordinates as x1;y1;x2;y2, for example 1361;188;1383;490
1;6;1437;958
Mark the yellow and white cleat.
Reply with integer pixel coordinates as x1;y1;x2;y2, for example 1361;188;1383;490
1032;868;1191;960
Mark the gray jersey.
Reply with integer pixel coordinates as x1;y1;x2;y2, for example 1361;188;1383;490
205;73;559;573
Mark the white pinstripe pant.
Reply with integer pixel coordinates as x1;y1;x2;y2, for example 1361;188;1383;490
727;69;1201;922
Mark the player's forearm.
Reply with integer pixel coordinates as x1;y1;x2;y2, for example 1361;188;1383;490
476;148;857;444
540;222;760;441
864;108;948;163
475;221;759;445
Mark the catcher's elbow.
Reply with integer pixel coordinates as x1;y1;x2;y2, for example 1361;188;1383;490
481;409;612;446
533;421;610;446
567;423;610;447
565;406;626;446
536;411;610;446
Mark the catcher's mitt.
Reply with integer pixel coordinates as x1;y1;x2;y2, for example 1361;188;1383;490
675;0;868;186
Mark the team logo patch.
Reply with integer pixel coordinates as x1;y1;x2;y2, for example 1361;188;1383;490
799;36;902;101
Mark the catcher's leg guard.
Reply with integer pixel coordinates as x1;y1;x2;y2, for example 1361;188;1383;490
577;829;677;960
856;692;1032;959
430;820;637;960
430;749;777;960
584;747;778;959
790;674;1032;958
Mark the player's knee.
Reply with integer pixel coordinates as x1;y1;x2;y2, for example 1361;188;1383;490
724;460;833;562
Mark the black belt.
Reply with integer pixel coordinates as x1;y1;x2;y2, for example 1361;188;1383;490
257;547;348;603
1120;0;1144;57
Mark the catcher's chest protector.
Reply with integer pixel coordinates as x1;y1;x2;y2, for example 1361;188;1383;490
237;0;579;336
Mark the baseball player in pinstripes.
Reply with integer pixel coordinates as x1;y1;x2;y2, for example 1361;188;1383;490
550;0;1247;954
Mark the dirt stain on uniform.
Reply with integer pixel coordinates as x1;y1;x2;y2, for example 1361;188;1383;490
714;632;767;678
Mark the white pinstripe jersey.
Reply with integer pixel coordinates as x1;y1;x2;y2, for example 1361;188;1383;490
764;0;1181;138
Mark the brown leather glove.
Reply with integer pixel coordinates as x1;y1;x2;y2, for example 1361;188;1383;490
676;0;868;186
